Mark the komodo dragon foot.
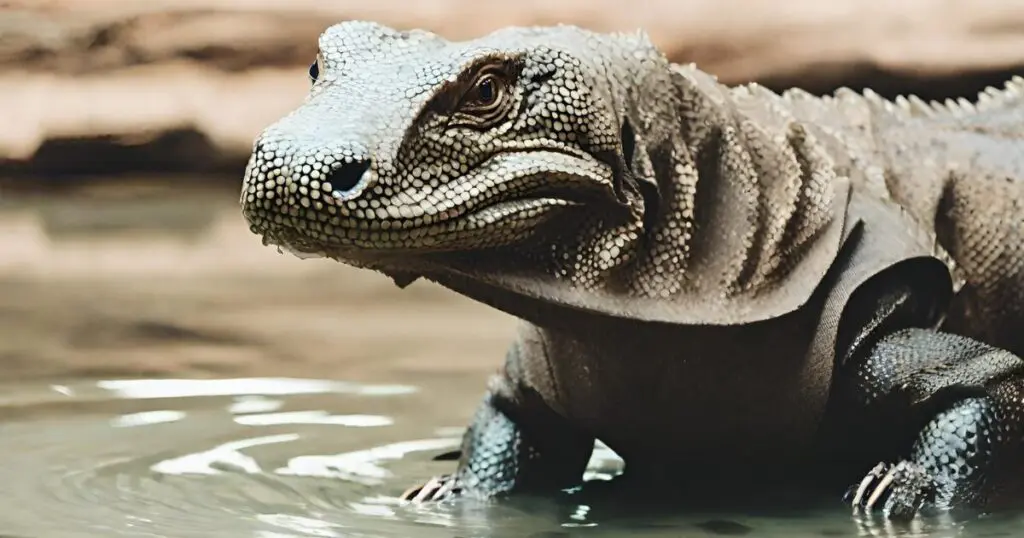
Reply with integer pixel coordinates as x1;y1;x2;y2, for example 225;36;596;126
847;461;936;518
401;474;462;503
844;393;1019;519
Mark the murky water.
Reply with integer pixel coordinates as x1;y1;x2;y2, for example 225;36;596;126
0;375;1021;538
1;182;1022;537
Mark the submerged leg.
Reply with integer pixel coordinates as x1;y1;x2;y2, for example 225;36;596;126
402;340;595;502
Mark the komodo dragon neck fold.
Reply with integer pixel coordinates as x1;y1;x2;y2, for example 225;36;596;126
428;62;855;327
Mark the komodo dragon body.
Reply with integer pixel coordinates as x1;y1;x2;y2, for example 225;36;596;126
240;21;1024;518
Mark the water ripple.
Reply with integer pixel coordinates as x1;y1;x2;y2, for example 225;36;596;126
0;375;991;537
276;439;461;486
0;376;465;537
95;377;418;399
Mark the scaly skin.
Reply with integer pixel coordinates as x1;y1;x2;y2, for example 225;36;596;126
239;21;1024;519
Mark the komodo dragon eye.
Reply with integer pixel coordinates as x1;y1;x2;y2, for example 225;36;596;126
474;76;498;105
456;69;510;124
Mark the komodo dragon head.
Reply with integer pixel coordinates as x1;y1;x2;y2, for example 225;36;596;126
241;21;846;326
241;21;659;268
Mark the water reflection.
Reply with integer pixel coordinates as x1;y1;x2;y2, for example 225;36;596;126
234;411;393;427
229;395;285;414
111;409;187;427
95;377;417;399
277;438;461;486
152;433;301;476
256;514;348;538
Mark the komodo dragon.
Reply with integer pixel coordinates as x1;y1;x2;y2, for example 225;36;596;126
239;21;1024;518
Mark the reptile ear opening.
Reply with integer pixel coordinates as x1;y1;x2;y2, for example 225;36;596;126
620;117;661;230
620;118;636;172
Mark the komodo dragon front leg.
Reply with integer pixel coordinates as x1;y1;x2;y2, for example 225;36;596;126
401;338;595;502
405;275;1024;517
828;278;1024;519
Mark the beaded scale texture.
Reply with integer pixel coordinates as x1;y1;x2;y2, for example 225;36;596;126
240;21;1024;518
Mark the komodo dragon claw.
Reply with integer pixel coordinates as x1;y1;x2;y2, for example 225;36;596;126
847;461;936;519
400;474;462;503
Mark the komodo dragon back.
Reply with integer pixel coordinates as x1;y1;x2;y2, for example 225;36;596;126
775;81;1024;356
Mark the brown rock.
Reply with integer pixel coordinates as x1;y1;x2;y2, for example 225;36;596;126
3;0;1024;177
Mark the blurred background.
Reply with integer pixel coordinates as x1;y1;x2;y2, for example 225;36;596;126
3;0;1024;383
3;2;1024;535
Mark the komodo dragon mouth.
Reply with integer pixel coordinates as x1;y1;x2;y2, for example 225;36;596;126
241;147;616;259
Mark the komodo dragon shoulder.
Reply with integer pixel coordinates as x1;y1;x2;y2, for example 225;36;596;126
240;21;1024;519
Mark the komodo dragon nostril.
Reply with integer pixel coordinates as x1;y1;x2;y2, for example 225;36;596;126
327;159;371;201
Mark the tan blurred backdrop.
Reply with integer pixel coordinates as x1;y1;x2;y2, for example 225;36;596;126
1;0;1023;383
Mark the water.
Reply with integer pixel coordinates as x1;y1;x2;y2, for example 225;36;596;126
0;181;1022;537
0;375;492;536
0;376;1019;537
